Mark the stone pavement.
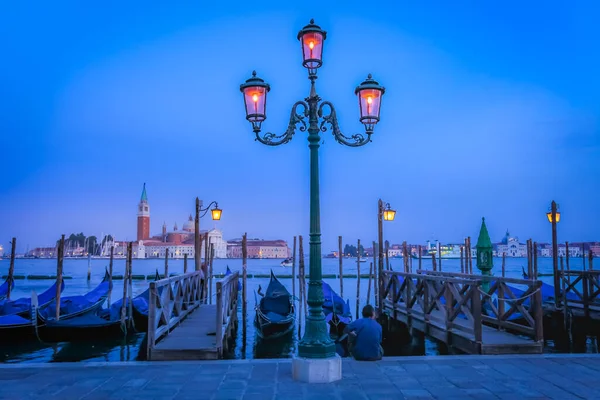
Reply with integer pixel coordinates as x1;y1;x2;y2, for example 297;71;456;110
1;354;600;399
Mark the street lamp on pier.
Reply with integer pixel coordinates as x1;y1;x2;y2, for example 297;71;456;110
194;199;222;272
377;200;395;313
240;19;386;373
547;200;560;307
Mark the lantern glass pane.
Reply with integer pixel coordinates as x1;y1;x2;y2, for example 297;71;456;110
358;88;382;123
211;208;222;221
301;32;324;68
243;86;267;122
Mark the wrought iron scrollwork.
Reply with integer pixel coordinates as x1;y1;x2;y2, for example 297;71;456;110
255;101;309;146
318;101;371;147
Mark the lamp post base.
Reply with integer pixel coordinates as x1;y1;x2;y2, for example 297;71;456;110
292;354;342;383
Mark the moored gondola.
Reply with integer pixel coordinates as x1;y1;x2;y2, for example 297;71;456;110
0;279;64;317
37;271;111;324
321;281;353;356
109;270;161;332
0;292;39;342
39;312;132;342
254;271;294;339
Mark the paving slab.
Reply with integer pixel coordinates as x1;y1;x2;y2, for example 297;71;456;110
0;354;599;399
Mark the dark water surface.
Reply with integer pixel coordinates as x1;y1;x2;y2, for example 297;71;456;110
0;256;594;363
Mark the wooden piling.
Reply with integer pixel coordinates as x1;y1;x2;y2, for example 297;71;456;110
502;252;506;277
565;241;571;286
195;198;201;271
460;246;464;274
437;241;442;271
402;241;408;273
299;235;307;316
164;247;169;279
204;232;209;301
582;243;586;270
366;262;373;305
209;242;214;304
533;242;538;279
55;235;65;321
292;236;297;300
183;253;188;274
108;246;114;306
87;253;92;281
561;256;567;330
242;233;248;358
467;237;472;274
432;252;437;272
372;241;378;308
526;240;532;278
127;243;134;329
7;237;16;300
589;251;594;270
356;239;361;320
298;235;305;339
338;236;343;298
385;240;390;272
121;242;131;328
418;245;422;271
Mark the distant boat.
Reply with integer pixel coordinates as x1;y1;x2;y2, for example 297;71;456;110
359;257;368;263
280;258;293;267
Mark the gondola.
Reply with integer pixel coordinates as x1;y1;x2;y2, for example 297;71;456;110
39;310;133;343
254;271;294;339
37;270;111;324
321;281;352;356
0;292;39;342
0;279;64;317
0;277;14;301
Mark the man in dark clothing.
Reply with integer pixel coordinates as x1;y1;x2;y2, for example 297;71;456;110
343;305;383;361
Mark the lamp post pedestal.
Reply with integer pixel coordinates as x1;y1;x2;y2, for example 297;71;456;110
292;354;342;383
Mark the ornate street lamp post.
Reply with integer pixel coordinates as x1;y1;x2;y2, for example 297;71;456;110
240;20;386;364
377;200;395;313
194;198;222;272
546;200;560;307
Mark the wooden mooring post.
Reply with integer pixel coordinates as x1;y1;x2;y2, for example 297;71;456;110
402;241;408;273
533;242;538;279
385;240;390;271
194;198;201;271
292;236;297;300
209;242;214;304
356;239;361;320
242;233;248;358
437;241;442;271
107;246;114;306
339;236;344;298
183;253;188;274
298;235;305;339
7;237;16;300
418;245;422;271
121;242;131;327
460;245;464;274
502;252;506;277
467;236;472;274
432;253;437;272
372;241;378;308
366;262;373;305
127;244;134;330
55;235;65;321
164;247;169;279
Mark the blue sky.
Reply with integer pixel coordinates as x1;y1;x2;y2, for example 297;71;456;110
1;1;598;253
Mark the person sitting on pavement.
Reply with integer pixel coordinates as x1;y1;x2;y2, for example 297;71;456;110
343;304;383;361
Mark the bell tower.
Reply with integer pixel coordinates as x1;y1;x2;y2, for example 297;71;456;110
137;183;150;241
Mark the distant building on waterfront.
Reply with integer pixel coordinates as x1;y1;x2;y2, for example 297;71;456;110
112;184;227;259
494;231;527;257
226;239;290;259
27;247;57;258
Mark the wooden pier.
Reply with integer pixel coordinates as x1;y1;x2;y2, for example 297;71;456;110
381;270;544;355
146;270;239;361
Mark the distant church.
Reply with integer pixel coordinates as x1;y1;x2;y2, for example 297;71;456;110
116;184;227;258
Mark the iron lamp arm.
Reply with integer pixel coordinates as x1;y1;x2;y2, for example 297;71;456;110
254;101;309;146
199;201;219;218
318;101;372;147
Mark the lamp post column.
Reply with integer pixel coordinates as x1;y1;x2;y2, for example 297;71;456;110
551;200;559;307
298;81;335;358
377;199;384;315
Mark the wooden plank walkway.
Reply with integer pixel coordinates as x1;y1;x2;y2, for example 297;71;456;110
151;305;220;361
146;271;240;361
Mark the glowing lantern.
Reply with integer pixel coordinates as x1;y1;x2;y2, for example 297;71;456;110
297;19;327;76
383;204;396;221
240;71;270;131
211;204;222;221
355;74;385;132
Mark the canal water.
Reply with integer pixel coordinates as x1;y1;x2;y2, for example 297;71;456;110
0;256;594;363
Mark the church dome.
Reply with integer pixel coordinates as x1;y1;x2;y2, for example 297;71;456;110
183;215;195;232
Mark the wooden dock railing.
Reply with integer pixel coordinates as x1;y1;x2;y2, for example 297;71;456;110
216;271;240;357
381;270;543;353
147;271;204;359
559;270;600;318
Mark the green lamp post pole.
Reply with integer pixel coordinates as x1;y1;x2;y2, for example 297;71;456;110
476;217;493;292
546;201;561;307
240;20;386;359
